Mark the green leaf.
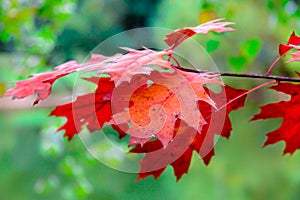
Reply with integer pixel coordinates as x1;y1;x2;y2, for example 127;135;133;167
206;39;220;53
242;38;261;59
229;56;247;72
0;30;10;42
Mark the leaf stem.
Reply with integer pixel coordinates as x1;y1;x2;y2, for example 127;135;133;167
216;81;277;112
169;55;182;69
265;56;282;75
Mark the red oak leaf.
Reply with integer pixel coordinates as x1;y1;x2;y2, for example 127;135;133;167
198;85;248;164
251;81;300;154
279;32;300;56
110;70;221;147
87;47;174;86
49;77;115;140
164;18;234;48
5;48;173;104
130;85;247;181
130;120;197;181
4;54;111;105
5;61;80;105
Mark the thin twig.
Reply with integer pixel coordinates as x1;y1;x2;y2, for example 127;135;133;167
178;67;300;82
220;72;300;82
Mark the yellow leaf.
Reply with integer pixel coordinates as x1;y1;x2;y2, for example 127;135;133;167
198;10;217;24
0;83;6;96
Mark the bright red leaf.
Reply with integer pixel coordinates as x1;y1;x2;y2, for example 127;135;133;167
279;32;300;56
49;77;115;140
110;70;221;147
251;81;300;154
130;120;196;181
198;85;248;163
130;85;247;181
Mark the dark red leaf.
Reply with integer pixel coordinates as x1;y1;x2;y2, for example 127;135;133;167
110;70;220;147
251;82;300;154
197;85;248;164
279;32;300;56
130;85;247;180
49;77;115;140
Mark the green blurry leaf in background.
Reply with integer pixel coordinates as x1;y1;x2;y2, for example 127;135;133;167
206;39;220;53
242;38;261;58
0;0;78;80
229;55;248;72
229;38;261;72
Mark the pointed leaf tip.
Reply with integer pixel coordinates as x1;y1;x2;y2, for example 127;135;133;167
164;18;234;48
279;31;300;56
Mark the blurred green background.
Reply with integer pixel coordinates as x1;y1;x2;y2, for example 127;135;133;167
1;0;300;199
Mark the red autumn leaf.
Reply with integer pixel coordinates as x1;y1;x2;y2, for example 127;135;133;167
130;119;197;181
198;85;248;164
110;70;221;147
49;77;115;140
4;61;80;105
279;32;300;56
251;81;300;154
4;48;173;104
88;47;174;86
130;85;247;181
4;54;111;105
164;18;234;48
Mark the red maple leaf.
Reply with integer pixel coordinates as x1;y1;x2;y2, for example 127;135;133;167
198;85;248;163
110;70;221;147
130;85;247;181
49;77;115;140
130;119;200;181
251;81;300;154
87;47;174;86
164;18;234;48
4;61;80;105
4;54;110;105
4;48;173;105
279;32;300;56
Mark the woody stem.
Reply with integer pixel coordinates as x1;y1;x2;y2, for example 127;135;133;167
178;68;300;82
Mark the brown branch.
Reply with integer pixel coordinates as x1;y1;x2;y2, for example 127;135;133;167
178;68;300;82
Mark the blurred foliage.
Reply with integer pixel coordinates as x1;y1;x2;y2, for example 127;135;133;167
1;0;300;200
0;0;77;78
